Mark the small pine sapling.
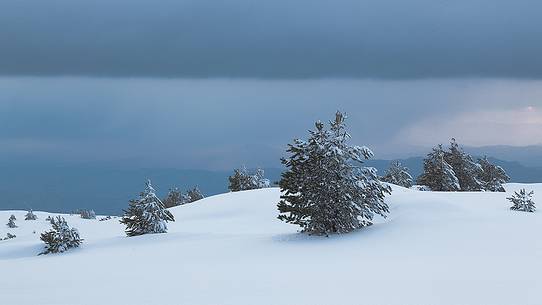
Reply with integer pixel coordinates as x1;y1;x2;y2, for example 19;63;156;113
508;189;536;213
80;210;96;219
39;216;82;255
120;179;175;237
25;210;38;220
6;215;17;228
381;161;413;188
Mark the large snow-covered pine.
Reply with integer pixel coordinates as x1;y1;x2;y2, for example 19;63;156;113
278;111;391;235
417;145;460;191
120;179;175;237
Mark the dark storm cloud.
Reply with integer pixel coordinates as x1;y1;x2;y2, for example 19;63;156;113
0;0;541;78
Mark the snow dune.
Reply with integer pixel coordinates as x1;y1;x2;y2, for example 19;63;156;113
1;184;541;305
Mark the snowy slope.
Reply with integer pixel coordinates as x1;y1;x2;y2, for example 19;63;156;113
1;184;541;305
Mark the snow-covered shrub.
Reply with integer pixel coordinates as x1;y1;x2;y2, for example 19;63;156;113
99;216;112;221
478;156;510;192
253;168;271;189
80;209;96;219
417;145;460;192
228;166;269;192
6;215;17;228
508;189;536;213
25;210;38;220
381;161;413;188
278;111;391;235
4;233;16;240
45;216;53;222
444;139;483;191
39;216;82;255
186;186;205;203
120;179;175;237
411;185;432;191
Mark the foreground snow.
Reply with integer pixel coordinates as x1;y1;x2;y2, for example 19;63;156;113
1;184;541;305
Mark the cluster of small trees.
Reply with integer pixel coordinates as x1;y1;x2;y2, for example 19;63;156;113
38;178;201;252
163;186;204;208
228;167;270;192
417;139;509;192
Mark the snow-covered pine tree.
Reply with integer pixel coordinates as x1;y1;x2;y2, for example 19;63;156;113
417;144;460;191
381;161;413;188
39;216;82;255
508;189;536;212
252;168;271;189
163;187;185;208
25;210;37;220
120;179;175;237
80;209;96;219
7;215;17;228
228;166;254;192
186;186;205;203
228;168;244;192
278;111;391;235
478;156;510;192
444;138;483;191
228;166;267;192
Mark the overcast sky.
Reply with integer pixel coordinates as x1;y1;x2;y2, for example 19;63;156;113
0;1;541;169
1;0;542;78
1;78;541;169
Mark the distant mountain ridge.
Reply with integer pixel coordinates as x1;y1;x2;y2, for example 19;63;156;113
0;156;540;215
464;145;542;168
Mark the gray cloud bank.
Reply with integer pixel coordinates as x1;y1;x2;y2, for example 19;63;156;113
1;0;542;78
1;77;541;169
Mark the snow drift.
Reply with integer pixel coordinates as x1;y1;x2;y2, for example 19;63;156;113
0;184;540;305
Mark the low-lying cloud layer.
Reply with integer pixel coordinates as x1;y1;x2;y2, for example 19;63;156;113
1;77;540;169
1;0;542;78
